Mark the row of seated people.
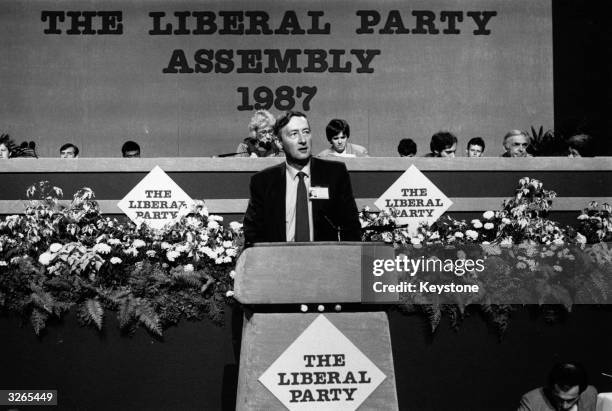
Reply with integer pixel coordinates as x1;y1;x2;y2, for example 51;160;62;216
0;112;597;159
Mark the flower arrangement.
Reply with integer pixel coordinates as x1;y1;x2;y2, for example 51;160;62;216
360;177;612;335
1;178;611;338
0;182;241;336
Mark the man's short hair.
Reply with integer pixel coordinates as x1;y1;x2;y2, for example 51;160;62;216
547;362;588;393
467;137;485;150
398;138;417;156
60;143;79;156
121;141;140;156
273;111;308;138
325;119;350;142
503;130;530;146
430;131;458;153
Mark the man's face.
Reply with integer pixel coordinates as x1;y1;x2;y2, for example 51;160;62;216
505;135;529;157
467;145;483;157
280;116;311;164
331;132;348;153
123;150;140;158
436;143;456;158
60;147;77;158
550;384;580;411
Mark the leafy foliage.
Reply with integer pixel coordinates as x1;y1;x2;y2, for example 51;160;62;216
0;182;241;336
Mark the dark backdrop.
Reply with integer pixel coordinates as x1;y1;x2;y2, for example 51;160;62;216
553;0;612;155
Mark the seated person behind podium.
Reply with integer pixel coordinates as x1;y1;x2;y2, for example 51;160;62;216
122;141;141;158
0;133;15;159
518;362;597;411
466;137;485;157
502;130;532;157
59;143;79;158
318;119;369;157
243;111;362;244
236;110;283;157
398;138;417;157
424;131;457;157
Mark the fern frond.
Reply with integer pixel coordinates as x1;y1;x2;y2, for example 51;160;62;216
135;300;162;336
31;308;49;335
80;299;104;330
117;296;136;329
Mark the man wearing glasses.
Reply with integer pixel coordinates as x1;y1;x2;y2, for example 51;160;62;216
243;111;361;244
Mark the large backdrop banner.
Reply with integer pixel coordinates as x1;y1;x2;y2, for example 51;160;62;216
0;0;552;157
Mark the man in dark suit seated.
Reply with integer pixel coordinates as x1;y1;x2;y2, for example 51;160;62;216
243;111;362;244
518;362;597;411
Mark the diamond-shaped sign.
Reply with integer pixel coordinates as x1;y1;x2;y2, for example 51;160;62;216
259;315;386;411
374;165;452;234
117;166;194;229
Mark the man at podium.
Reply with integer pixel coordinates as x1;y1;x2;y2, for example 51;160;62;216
243;111;361;244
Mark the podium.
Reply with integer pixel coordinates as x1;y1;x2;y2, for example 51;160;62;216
234;243;399;410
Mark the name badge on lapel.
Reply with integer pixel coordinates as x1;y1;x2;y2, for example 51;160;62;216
309;186;329;200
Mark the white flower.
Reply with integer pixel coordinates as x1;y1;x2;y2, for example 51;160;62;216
132;239;146;248
160;242;171;250
229;270;236;279
222;241;233;249
0;260;7;267
454;232;464;238
226;291;235;297
198;207;209;217
226;248;237;257
552;238;564;245
500;237;513;246
229;221;242;232
49;243;62;253
110;257;122;265
553;265;563;272
575;233;587;244
410;236;422;245
108;238;121;245
577;214;589;220
183;264;194;272
501;218;511;224
516;261;527;269
483;211;495;220
166;250;180;262
123;247;138;256
465;230;479;240
484;223;494;230
207;220;220;230
93;243;111;254
199;246;217;259
146;250;157;257
209;215;224;222
472;220;483;229
215;257;224;264
223;256;232;264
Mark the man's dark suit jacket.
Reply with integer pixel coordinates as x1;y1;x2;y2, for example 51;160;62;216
243;157;362;244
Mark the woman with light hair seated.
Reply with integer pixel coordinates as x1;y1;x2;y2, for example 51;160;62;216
236;110;283;157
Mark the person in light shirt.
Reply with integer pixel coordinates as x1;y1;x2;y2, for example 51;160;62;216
318;119;368;158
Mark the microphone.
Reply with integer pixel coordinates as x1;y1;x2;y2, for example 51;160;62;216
323;214;341;242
